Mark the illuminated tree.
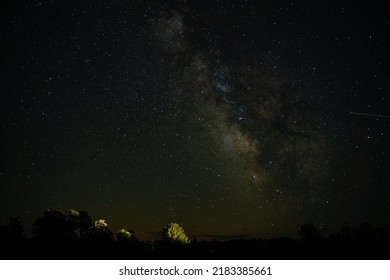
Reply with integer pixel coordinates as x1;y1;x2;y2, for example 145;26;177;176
82;219;113;242
161;222;190;244
94;219;108;228
116;229;136;242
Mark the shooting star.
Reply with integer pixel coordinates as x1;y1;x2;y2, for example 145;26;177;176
350;112;390;118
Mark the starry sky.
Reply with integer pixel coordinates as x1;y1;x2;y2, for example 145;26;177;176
1;0;389;240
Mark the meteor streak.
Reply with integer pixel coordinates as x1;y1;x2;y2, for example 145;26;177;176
350;112;390;118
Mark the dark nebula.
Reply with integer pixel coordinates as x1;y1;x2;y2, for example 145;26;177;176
1;0;389;240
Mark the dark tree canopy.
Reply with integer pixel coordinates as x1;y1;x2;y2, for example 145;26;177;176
297;224;321;242
33;209;92;242
0;216;24;242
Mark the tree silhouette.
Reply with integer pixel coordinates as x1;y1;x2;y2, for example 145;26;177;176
77;210;93;236
2;208;389;259
0;216;24;242
161;222;190;244
340;223;354;239
33;208;93;242
33;208;77;242
297;224;321;242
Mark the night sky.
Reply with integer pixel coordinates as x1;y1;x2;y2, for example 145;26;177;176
1;0;389;240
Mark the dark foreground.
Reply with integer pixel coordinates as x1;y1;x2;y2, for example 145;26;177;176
2;233;389;260
1;212;389;259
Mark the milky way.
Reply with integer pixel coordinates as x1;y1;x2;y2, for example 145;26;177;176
149;2;333;231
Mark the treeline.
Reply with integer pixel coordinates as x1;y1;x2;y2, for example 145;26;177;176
0;208;389;259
